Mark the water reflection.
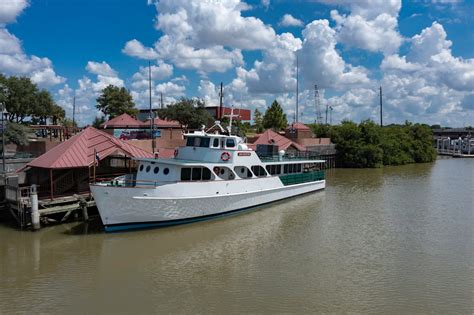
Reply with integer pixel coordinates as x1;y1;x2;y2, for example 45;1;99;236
0;159;472;313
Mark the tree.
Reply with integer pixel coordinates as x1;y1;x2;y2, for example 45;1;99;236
5;122;29;146
253;108;264;133
96;85;137;119
157;97;213;130
4;76;38;123
92;116;106;128
263;100;287;131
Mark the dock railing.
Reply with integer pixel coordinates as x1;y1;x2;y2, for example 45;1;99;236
258;151;322;162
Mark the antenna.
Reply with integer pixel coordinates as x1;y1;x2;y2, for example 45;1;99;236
314;85;323;124
160;92;164;109
329;106;333;125
296;54;299;123
325;103;329;125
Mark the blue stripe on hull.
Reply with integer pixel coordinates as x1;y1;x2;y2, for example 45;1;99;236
104;184;324;233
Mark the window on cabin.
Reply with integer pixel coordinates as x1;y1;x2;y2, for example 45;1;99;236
266;164;282;175
181;168;191;181
226;138;235;148
251;165;267;177
139;164;144;172
192;168;202;180
186;137;195;146
284;164;288;174
154;167;159;174
212;138;219;148
202;168;211;180
200;137;210;148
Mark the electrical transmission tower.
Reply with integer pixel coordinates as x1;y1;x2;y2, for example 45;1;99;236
314;85;323;124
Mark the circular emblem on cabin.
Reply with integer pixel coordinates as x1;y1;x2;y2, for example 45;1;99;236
221;151;231;161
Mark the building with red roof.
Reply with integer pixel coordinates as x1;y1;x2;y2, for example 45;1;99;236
248;129;306;153
22;127;153;199
101;113;146;129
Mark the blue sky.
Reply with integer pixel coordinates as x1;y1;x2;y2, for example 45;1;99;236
1;0;473;126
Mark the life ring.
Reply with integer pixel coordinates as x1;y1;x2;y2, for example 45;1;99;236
221;151;231;161
213;167;220;174
174;149;179;157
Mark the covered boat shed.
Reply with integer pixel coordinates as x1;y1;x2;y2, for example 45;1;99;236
22;127;153;200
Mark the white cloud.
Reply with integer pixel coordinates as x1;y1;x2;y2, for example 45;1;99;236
0;2;64;87
318;0;403;54
86;61;117;77
0;0;29;25
156;81;186;96
122;39;159;60
279;14;303;27
298;19;370;90
126;0;277;74
233;32;302;94
198;80;219;107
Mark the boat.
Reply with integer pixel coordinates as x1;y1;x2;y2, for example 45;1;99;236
90;123;326;232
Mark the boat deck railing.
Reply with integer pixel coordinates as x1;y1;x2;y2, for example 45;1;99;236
258;152;322;162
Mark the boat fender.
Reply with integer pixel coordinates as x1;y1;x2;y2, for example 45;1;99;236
221;151;231;161
213;167;220;175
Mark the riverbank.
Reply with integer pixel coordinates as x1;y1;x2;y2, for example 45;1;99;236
1;158;472;313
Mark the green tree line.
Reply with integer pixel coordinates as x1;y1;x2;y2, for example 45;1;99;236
0;75;65;124
310;120;437;168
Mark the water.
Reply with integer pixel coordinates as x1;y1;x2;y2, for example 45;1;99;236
0;158;472;314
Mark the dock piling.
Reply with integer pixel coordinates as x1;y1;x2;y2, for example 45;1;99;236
30;185;40;231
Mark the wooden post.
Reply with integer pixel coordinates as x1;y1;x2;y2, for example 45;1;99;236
93;149;97;183
49;169;54;200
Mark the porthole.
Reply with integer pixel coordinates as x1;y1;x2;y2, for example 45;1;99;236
139;165;144;171
146;165;151;173
154;167;159;174
220;169;225;175
163;168;169;175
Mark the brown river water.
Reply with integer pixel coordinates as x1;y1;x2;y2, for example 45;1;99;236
0;158;472;314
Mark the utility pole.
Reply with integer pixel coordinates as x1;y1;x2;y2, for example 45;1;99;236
329;106;333;125
72;95;76;132
325;103;329;125
314;85;322;124
296;54;299;123
160;92;164;109
149;61;155;153
219;82;224;120
379;86;383;127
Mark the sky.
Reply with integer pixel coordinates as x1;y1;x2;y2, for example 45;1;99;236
0;0;473;127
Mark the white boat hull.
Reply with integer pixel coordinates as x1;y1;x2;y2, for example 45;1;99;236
91;179;325;231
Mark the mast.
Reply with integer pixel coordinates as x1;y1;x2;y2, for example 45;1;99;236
296;54;299;123
149;61;155;153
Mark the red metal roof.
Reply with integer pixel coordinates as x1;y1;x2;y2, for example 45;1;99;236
287;122;311;131
250;129;306;152
144;117;181;128
101;113;145;128
26;127;154;169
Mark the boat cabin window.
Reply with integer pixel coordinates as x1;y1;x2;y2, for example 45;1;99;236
146;165;151;173
154;167;159;174
226;138;236;148
266;164;282;175
200;137;210;148
181;167;212;181
186;137;195;146
283;164;302;174
163;168;170;175
139;164;144;171
212;138;220;148
234;166;252;179
251;165;267;177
